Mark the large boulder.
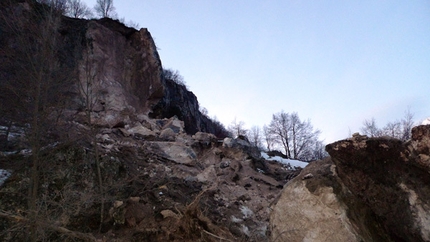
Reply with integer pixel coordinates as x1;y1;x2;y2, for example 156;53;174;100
326;127;430;242
270;125;430;242
270;159;367;242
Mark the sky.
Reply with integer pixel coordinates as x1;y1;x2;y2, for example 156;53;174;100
83;0;430;143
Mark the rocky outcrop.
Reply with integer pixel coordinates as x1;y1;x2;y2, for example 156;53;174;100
327;129;430;241
0;1;221;136
270;126;430;242
71;17;224;135
148;77;225;134
270;157;390;242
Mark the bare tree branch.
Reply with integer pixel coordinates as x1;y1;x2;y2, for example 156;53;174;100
66;0;93;18
0;211;97;241
94;0;116;18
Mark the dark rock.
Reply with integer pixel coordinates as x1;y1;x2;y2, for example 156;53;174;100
266;150;287;159
325;126;430;241
271;126;430;242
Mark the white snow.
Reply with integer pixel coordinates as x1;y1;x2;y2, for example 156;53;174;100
422;118;430;125
261;152;308;169
0;169;11;187
240;205;254;219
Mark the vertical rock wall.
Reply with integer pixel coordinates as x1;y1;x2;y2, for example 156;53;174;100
59;16;215;133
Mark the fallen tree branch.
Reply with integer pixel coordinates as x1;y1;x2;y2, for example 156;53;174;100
202;229;233;242
0;210;97;241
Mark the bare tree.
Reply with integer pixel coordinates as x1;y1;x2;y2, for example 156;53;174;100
66;0;93;18
119;17;140;29
311;140;328;161
126;20;140;29
248;125;263;149
209;116;231;138
77;37;106;232
268;111;292;158
163;68;187;88
37;0;69;14
263;125;277;151
228;118;248;138
361;109;415;141
199;106;209;117
381;121;402;138
0;1;67;240
361;118;381;138
94;0;116;18
401;108;414;140
268;111;321;160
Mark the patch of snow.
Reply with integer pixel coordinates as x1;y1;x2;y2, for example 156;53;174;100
6;125;26;142
422;118;430;125
231;215;243;223
240;205;253;219
0;151;17;156
19;149;32;156
0;169;12;187
255;224;268;237
261;152;308;168
241;224;250;236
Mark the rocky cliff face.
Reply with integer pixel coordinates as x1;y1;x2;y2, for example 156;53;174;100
70;17;218;134
0;0;218;136
149;78;221;134
1;2;299;241
270;126;430;242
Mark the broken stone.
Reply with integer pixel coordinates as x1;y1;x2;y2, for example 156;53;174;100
161;116;184;134
159;128;176;141
302;173;313;180
118;128;131;137
128;123;157;139
160;209;181;219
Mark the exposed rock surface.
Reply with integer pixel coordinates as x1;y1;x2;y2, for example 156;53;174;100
0;2;302;241
0;114;301;241
270;159;363;242
0;0;221;137
270;125;430;242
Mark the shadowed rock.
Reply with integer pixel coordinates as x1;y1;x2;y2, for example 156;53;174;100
270;125;430;242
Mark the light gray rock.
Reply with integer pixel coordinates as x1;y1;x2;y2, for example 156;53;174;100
128;123;157;139
192;132;216;144
153;142;196;164
270;175;360;242
159;128;176;141
161;116;184;134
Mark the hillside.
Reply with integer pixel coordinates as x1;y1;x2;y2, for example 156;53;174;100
0;1;298;241
1;1;429;242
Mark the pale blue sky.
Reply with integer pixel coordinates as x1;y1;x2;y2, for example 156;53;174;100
83;0;430;143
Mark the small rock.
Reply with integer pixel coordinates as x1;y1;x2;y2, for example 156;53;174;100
160;209;181;219
159;128;176;141
113;200;124;208
118;128;130;137
128;197;140;203
220;160;231;168
302;173;313;180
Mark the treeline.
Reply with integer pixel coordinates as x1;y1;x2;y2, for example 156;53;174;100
164;65;419;161
360;109;415;141
163;69;324;159
36;0;140;28
228;112;326;162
